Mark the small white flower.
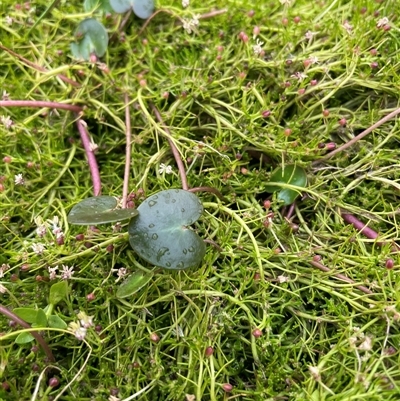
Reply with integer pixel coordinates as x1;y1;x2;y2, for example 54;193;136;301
60;265;74;280
0;264;9;274
36;224;47;237
112;222;122;233
0;284;7;294
5;16;13;25
305;30;318;41
77;311;94;329
2;91;10;100
112;267;128;283
68;322;87;341
182;14;200;34
277;275;289;283
14;173;25;185
309;366;320;381
349;335;358;348
376;17;389;28
48;266;58;280
109;396;121;401
291;72;308;81
358;336;372;351
182;0;189;8
279;0;294;5
31;243;45;255
342;20;353;34
89;137;98;152
191;14;200;26
309;56;319;64
1;116;13;129
252;39;264;56
159;163;173;174
183;19;194;34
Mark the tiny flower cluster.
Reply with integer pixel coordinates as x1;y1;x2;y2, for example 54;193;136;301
1;115;13;129
182;14;200;34
34;215;65;244
47;265;75;280
112;267;128;283
14;174;25;185
159;163;173;174
68;311;94;341
349;327;372;352
252;39;264;56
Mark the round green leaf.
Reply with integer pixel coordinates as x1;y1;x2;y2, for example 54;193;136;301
133;0;154;19
84;0;113;13
109;0;133;13
266;165;307;205
68;196;138;225
116;270;153;298
70;18;108;60
128;189;206;270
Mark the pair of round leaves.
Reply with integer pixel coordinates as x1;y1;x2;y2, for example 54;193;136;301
266;165;307;205
71;18;108;60
110;0;154;18
68;190;205;270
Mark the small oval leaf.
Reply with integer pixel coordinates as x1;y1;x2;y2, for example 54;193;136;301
266;164;307;205
70;18;108;60
15;332;35;344
116;270;153;298
133;0;154;19
128;189;205;270
48;315;68;329
68;196;138;225
13;308;37;324
35;309;48;327
49;281;69;306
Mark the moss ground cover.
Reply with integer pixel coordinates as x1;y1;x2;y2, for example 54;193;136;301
1;0;400;400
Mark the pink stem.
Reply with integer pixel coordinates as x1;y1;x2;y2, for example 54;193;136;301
0;305;55;362
341;213;379;240
0;100;82;113
76;118;102;196
310;259;373;295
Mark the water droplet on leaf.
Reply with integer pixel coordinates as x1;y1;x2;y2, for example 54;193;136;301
156;247;169;261
188;246;195;252
148;200;157;207
152;233;158;240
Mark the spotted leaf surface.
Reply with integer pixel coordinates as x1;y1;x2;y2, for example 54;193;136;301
68;196;138;225
128;189;205;269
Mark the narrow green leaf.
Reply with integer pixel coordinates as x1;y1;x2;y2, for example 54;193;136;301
116;270;153;298
68;196;138;225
